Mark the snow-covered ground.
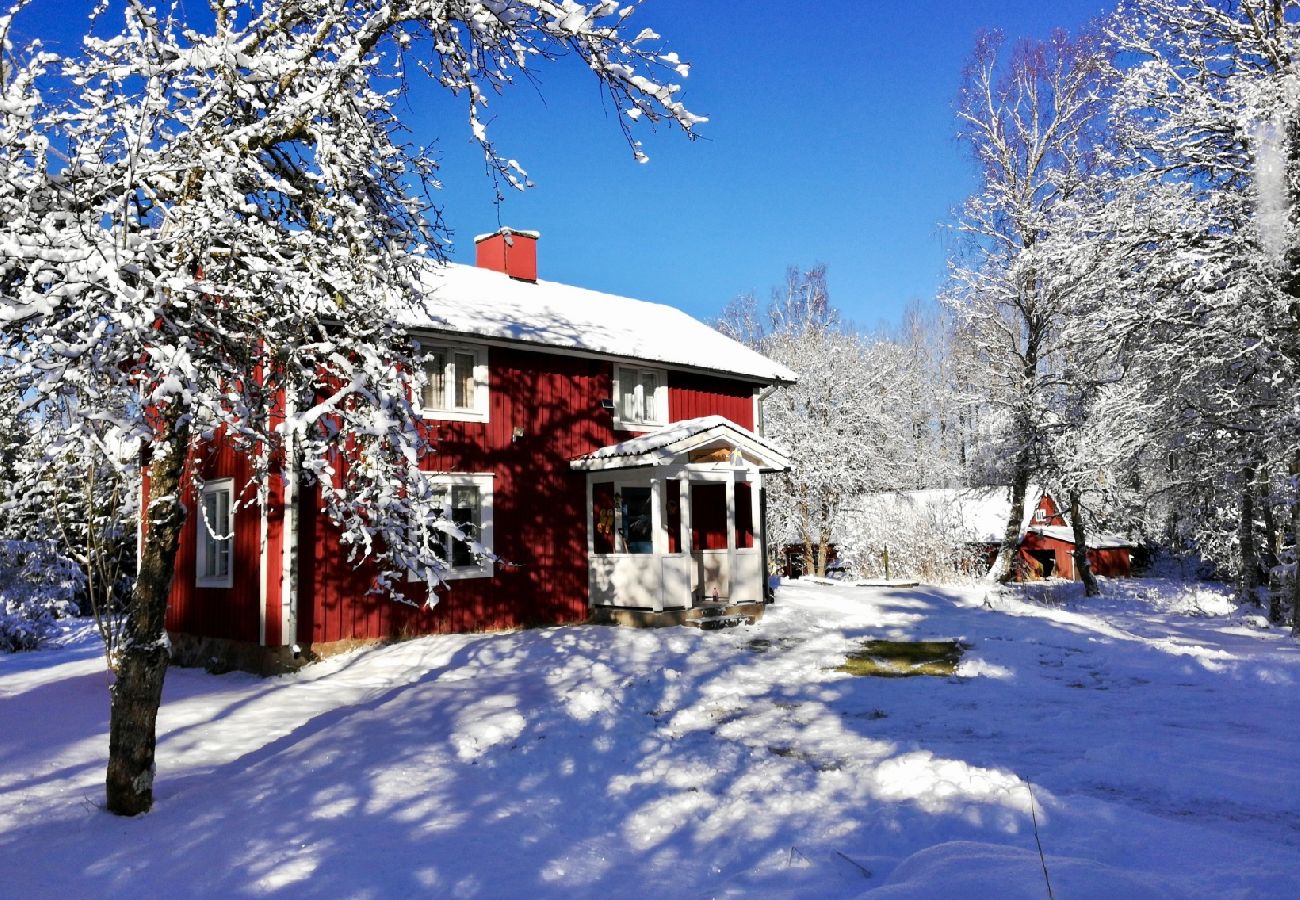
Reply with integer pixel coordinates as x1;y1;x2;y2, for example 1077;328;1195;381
2;579;1298;898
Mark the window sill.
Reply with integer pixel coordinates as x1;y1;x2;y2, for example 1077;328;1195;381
411;564;494;582
196;578;233;589
442;564;493;581
422;408;489;424
613;419;666;433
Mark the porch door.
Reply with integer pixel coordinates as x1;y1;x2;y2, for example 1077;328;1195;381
691;483;729;602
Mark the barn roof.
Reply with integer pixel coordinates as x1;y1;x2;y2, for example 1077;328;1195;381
848;486;1051;544
1029;525;1135;550
400;262;797;385
847;487;1134;549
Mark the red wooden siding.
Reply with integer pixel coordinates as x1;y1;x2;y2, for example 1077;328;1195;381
164;343;767;647
1019;532;1075;580
1033;493;1068;527
164;435;265;644
1088;547;1130;577
669;371;754;429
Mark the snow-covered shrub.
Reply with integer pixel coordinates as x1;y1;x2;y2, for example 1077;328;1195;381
838;501;984;583
0;541;81;652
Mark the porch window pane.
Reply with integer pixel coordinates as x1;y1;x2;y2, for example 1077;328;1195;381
665;479;681;554
735;482;754;549
621;486;653;554
592;482;616;554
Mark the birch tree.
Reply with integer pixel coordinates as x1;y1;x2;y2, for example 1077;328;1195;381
947;27;1114;582
0;0;701;815
719;267;903;577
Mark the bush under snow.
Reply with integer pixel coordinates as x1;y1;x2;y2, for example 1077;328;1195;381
837;501;985;583
0;541;80;652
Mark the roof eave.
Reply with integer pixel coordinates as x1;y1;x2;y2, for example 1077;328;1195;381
405;325;797;387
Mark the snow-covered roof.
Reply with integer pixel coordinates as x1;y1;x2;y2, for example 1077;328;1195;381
849;486;1051;544
570;415;791;473
1029;525;1134;550
401;262;796;384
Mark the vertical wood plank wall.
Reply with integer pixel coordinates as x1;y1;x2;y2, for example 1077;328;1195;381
167;348;766;645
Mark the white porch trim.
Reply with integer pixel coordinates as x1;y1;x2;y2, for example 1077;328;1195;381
574;418;785;613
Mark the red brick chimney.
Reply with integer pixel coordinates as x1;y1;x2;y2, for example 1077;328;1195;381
474;227;539;282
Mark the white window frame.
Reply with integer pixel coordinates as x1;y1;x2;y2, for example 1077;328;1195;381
196;478;235;589
422;473;495;581
417;341;489;423
613;365;668;431
1033;507;1047;523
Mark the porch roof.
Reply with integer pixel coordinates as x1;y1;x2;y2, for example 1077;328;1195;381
570;415;791;473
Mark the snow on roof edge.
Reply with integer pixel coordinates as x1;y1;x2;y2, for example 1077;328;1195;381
403;261;798;385
571;415;791;471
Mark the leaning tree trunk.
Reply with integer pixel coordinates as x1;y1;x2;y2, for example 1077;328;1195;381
106;417;188;816
1068;489;1100;597
990;441;1032;584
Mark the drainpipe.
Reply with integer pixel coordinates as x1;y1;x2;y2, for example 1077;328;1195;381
756;384;779;438
756;383;780;601
280;396;300;658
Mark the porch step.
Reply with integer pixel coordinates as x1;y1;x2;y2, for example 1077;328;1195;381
688;614;753;631
591;601;766;630
683;604;753;631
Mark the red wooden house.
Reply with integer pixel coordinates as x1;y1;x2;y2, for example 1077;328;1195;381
164;229;795;671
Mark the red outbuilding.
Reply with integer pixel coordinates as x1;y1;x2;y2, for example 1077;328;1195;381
850;486;1134;582
161;229;795;671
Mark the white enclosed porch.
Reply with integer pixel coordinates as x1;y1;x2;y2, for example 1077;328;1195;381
570;416;791;616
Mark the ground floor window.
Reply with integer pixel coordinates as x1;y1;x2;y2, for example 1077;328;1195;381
428;473;494;578
197;479;234;588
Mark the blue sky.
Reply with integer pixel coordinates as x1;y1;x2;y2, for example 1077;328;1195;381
15;0;1115;329
419;1;1118;330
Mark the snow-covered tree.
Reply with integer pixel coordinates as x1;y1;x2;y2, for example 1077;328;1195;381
946;26;1115;583
0;0;701;815
1107;0;1300;624
888;301;972;491
720;266;904;577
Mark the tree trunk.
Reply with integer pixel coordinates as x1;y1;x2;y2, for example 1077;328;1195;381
1069;489;1100;597
990;444;1032;583
1238;462;1262;606
1292;477;1300;638
1257;470;1284;623
106;420;188;816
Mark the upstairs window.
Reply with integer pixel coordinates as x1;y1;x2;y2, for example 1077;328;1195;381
419;343;488;423
614;365;667;430
197;479;234;588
